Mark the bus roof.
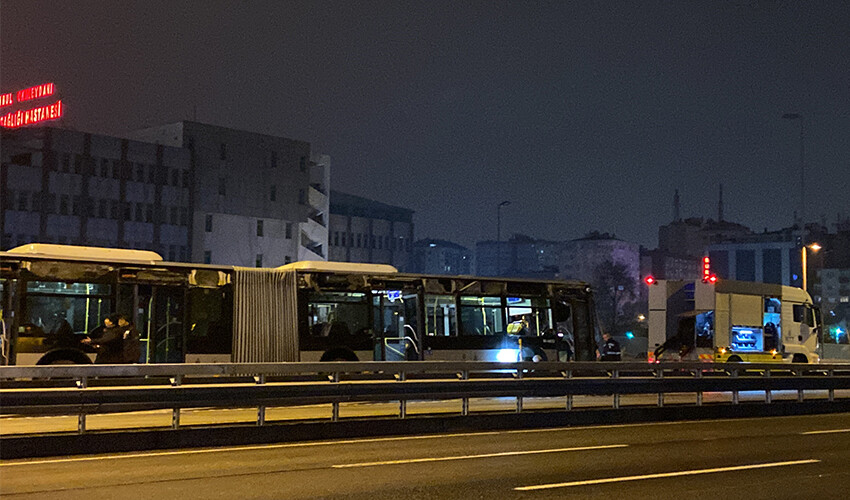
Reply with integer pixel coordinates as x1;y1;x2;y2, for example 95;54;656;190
277;260;399;274
5;243;164;264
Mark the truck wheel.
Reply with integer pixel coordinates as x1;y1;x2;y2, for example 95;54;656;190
792;354;808;363
726;355;742;363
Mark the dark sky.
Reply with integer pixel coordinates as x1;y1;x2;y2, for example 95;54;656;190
2;1;848;249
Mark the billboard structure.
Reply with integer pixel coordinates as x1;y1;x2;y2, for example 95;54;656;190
0;82;63;128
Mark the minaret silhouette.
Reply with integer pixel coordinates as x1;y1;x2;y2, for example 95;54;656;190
673;189;681;221
718;184;724;222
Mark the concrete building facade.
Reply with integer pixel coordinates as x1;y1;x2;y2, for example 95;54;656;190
130;121;328;266
1;127;191;259
327;191;414;271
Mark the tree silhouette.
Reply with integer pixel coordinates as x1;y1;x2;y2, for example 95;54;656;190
592;260;636;335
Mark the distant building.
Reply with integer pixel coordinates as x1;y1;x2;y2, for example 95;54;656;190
558;232;640;285
327;190;414;271
658;217;752;258
475;234;560;278
1;126;191;259
640;248;702;281
130;121;329;266
413;238;472;275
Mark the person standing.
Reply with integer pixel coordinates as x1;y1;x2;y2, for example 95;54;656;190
83;315;124;364
598;332;621;361
117;315;142;364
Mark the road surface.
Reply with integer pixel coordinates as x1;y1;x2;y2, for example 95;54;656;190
2;412;848;499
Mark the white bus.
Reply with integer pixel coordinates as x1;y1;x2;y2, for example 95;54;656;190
1;244;600;365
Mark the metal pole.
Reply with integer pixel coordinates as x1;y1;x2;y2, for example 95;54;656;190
77;377;87;434
461;370;469;416
331;371;340;422
256;374;266;426
799;116;805;223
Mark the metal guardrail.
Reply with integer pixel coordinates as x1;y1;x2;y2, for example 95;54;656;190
2;361;850;433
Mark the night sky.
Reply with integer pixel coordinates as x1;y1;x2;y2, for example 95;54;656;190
2;1;848;249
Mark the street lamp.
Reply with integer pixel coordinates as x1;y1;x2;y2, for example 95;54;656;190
496;201;510;276
801;242;821;292
782;113;805;224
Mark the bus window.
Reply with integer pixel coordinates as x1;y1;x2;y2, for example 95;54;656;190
307;292;371;339
459;296;504;335
425;295;456;336
506;297;552;336
20;281;112;354
187;286;232;354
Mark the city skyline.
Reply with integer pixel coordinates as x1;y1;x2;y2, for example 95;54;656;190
2;1;849;249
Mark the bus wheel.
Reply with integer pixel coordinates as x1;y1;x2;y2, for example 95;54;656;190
320;349;359;362
792;354;808;363
37;349;92;365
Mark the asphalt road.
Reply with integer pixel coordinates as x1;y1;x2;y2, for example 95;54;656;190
2;413;849;499
4;390;848;435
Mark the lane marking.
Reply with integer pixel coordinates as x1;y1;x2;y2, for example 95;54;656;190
515;459;820;490
0;431;501;467
333;444;627;468
802;429;850;435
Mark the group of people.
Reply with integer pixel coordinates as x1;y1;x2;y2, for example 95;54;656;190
82;314;141;364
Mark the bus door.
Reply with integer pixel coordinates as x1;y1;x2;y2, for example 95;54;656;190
119;283;186;363
373;288;420;361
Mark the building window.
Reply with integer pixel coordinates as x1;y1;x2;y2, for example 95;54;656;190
285;255;292;264
62;154;70;172
135;203;144;222
112;161;121;179
205;214;213;232
98;199;107;218
181;170;190;187
377;236;382;249
100;159;109;177
179;208;188;226
204;251;212;264
298;189;306;205
17;192;28;211
170;169;178;186
269;185;276;201
299;156;307;172
285;223;292;239
135;164;144;182
341;233;346;247
220;143;227;160
74;155;82;174
149;165;157;184
333;232;339;246
124;202;132;220
218;177;226;196
257;219;264;237
256;254;263;268
356;234;361;248
270;151;277;168
146;204;153;223
111;200;119;219
385;235;390;249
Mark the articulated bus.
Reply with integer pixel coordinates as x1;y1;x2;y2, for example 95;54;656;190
0;244;600;365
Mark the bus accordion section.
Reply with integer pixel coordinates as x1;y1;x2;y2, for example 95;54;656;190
648;278;820;364
1;244;600;365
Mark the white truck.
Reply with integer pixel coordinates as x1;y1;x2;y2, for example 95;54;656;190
649;279;820;363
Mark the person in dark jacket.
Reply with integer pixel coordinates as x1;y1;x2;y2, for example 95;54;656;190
117;315;142;363
597;332;622;361
83;315;125;364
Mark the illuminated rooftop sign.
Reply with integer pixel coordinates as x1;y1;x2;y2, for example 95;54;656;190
0;100;63;129
0;82;64;128
16;82;55;102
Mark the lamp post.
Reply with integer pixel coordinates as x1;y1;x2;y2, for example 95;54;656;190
801;242;821;292
496;201;511;276
782;113;805;224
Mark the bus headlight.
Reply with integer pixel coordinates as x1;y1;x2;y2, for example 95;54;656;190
497;349;520;363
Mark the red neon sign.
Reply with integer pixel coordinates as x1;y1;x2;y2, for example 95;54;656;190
15;82;55;103
0;100;63;129
0;93;12;107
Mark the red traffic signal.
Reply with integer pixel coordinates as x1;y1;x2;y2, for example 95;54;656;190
644;276;657;286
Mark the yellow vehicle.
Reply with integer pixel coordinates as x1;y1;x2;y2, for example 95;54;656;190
649;279;820;364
